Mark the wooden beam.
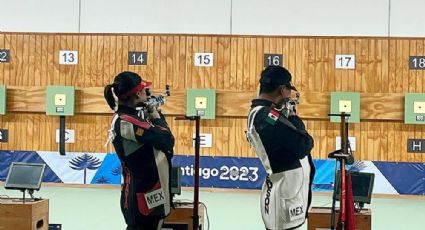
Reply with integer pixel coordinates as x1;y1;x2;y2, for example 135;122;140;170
4;86;406;120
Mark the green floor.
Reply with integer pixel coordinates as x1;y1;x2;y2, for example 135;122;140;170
1;185;424;230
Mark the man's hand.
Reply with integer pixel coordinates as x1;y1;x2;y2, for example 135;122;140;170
148;106;160;120
288;100;298;115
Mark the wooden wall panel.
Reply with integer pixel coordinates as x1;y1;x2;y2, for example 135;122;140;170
0;87;424;162
0;34;4;84
1;113;424;163
0;33;425;163
5;87;408;120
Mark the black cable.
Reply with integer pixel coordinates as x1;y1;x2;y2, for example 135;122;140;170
347;139;352;154
199;202;210;230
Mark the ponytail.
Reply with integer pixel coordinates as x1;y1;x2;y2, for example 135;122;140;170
104;84;116;110
105;71;143;110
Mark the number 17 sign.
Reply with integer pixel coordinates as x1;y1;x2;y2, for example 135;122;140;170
335;54;355;69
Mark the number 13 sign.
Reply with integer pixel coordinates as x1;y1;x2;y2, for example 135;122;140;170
59;51;78;65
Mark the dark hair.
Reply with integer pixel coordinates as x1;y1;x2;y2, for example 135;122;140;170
104;71;142;110
259;84;281;94
259;66;292;94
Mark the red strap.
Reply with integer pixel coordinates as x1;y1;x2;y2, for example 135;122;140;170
119;81;152;99
156;125;169;131
119;115;151;130
120;114;170;132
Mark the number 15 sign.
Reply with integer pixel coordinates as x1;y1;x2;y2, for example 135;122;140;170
194;53;214;67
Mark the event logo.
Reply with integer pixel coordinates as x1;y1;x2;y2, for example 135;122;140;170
180;165;260;182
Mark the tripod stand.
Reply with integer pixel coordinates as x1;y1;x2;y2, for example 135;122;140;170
175;115;201;230
328;112;354;230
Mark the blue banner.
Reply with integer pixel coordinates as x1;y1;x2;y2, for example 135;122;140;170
0;151;61;183
0;151;424;196
172;155;266;189
373;161;424;195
